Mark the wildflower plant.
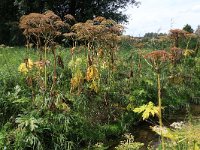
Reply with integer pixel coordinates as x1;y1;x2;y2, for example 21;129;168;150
144;50;172;149
115;133;144;150
68;57;85;94
68;16;123;93
71;16;123;67
144;50;173;73
19;11;69;91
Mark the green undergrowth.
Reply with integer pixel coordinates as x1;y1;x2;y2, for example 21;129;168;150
0;45;200;149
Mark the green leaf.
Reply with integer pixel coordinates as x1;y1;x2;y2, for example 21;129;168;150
16;115;43;131
30;118;38;131
12;97;29;104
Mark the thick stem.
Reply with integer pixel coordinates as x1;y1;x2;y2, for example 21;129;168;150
44;44;47;91
26;36;30;57
158;73;162;126
52;47;57;88
157;73;165;149
87;42;92;66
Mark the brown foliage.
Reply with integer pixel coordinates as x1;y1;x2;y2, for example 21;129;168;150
144;50;173;72
169;29;188;47
145;50;173;62
19;11;69;41
71;17;123;42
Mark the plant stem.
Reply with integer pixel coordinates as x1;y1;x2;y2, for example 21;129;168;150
52;46;57;88
158;73;162;126
157;73;165;149
44;44;47;91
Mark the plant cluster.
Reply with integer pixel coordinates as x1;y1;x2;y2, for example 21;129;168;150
115;133;144;150
0;10;200;150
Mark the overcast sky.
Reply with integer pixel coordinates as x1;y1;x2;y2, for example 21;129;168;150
125;0;200;36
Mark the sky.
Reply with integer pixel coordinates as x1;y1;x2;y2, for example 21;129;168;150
125;0;200;36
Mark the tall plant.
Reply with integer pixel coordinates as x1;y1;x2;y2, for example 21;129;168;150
19;11;71;93
144;50;173;149
70;16;123;90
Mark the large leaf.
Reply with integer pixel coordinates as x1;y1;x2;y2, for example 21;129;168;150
133;102;159;120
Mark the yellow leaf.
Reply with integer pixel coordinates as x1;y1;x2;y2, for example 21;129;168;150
142;109;150;120
70;70;83;90
194;142;200;150
183;49;194;57
18;63;28;74
133;105;146;113
86;65;99;81
27;59;33;69
89;80;99;92
133;102;159;120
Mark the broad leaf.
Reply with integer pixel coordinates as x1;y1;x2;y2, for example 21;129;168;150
133;102;159;120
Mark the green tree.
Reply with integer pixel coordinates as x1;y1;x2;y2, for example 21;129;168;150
0;0;18;22
0;0;23;45
14;0;140;23
183;24;194;33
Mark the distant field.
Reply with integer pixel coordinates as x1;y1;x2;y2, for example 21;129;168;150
0;47;71;77
0;47;27;78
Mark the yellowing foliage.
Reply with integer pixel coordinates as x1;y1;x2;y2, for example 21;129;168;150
27;59;33;69
70;70;83;91
183;49;194;57
18;59;49;75
89;80;98;93
18;59;33;74
55;101;70;112
133;101;159;120
86;65;99;81
18;63;29;74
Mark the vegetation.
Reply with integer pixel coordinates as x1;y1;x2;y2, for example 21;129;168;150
0;6;200;150
14;0;140;23
183;24;194;33
0;0;139;45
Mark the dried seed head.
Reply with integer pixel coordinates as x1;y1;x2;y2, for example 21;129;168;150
145;50;173;62
144;50;173;72
19;11;67;39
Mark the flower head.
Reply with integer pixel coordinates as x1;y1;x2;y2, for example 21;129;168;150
144;50;173;72
145;50;172;62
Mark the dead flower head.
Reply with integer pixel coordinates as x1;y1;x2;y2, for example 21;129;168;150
144;50;173;72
